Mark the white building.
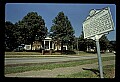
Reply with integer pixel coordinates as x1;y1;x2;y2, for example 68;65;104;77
42;36;68;51
24;36;68;51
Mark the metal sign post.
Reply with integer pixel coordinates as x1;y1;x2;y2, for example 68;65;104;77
83;7;114;78
95;35;104;78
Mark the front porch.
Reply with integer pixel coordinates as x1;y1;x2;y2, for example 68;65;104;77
32;36;68;51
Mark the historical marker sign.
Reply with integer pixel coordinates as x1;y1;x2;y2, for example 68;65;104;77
82;7;114;78
83;7;114;39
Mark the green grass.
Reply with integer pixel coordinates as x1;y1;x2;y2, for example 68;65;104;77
57;64;115;78
5;52;41;55
5;51;94;55
5;55;66;58
5;51;113;58
103;64;115;78
5;52;65;57
5;56;115;74
57;71;98;78
5;52;67;56
4;51;88;58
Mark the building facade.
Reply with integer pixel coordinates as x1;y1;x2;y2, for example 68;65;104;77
24;36;68;51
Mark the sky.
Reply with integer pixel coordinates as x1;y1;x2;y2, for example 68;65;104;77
5;3;116;41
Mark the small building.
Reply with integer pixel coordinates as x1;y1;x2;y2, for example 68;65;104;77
24;36;68;51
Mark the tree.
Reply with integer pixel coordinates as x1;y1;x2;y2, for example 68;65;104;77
78;31;95;51
50;11;75;54
71;37;78;50
99;35;109;51
5;21;17;51
78;31;87;51
108;40;116;52
16;12;48;50
79;30;110;52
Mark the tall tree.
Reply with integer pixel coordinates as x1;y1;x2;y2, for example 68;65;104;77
5;21;17;51
16;12;48;50
50;11;75;54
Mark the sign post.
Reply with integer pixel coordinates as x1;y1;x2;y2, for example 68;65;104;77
95;35;104;78
83;7;114;78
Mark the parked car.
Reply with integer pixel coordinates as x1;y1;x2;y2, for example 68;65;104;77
13;46;25;52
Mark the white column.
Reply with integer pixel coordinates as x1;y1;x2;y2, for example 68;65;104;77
66;46;67;50
49;41;50;50
44;40;45;49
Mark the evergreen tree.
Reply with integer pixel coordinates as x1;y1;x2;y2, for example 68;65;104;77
5;21;17;51
50;11;75;53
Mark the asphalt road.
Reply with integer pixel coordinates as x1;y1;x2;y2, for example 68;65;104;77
5;53;115;65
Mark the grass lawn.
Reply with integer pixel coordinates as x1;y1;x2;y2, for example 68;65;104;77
5;56;115;74
5;51;114;58
5;51;95;55
57;64;115;78
4;51;93;58
5;52;41;55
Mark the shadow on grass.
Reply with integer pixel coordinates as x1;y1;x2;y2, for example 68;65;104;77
82;68;105;77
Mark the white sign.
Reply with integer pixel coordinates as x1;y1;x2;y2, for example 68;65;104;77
83;7;114;39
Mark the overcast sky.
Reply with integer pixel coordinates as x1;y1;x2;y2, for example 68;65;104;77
5;3;116;41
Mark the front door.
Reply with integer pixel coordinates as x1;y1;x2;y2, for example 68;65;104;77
45;41;49;50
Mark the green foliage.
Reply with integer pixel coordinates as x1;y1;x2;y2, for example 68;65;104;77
5;12;48;51
50;11;75;51
78;31;110;51
108;41;116;51
99;35;109;51
78;31;95;51
5;21;18;51
16;12;48;45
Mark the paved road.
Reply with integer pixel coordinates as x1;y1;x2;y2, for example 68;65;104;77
5;53;115;65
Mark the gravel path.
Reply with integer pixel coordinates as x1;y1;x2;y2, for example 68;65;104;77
5;60;115;78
